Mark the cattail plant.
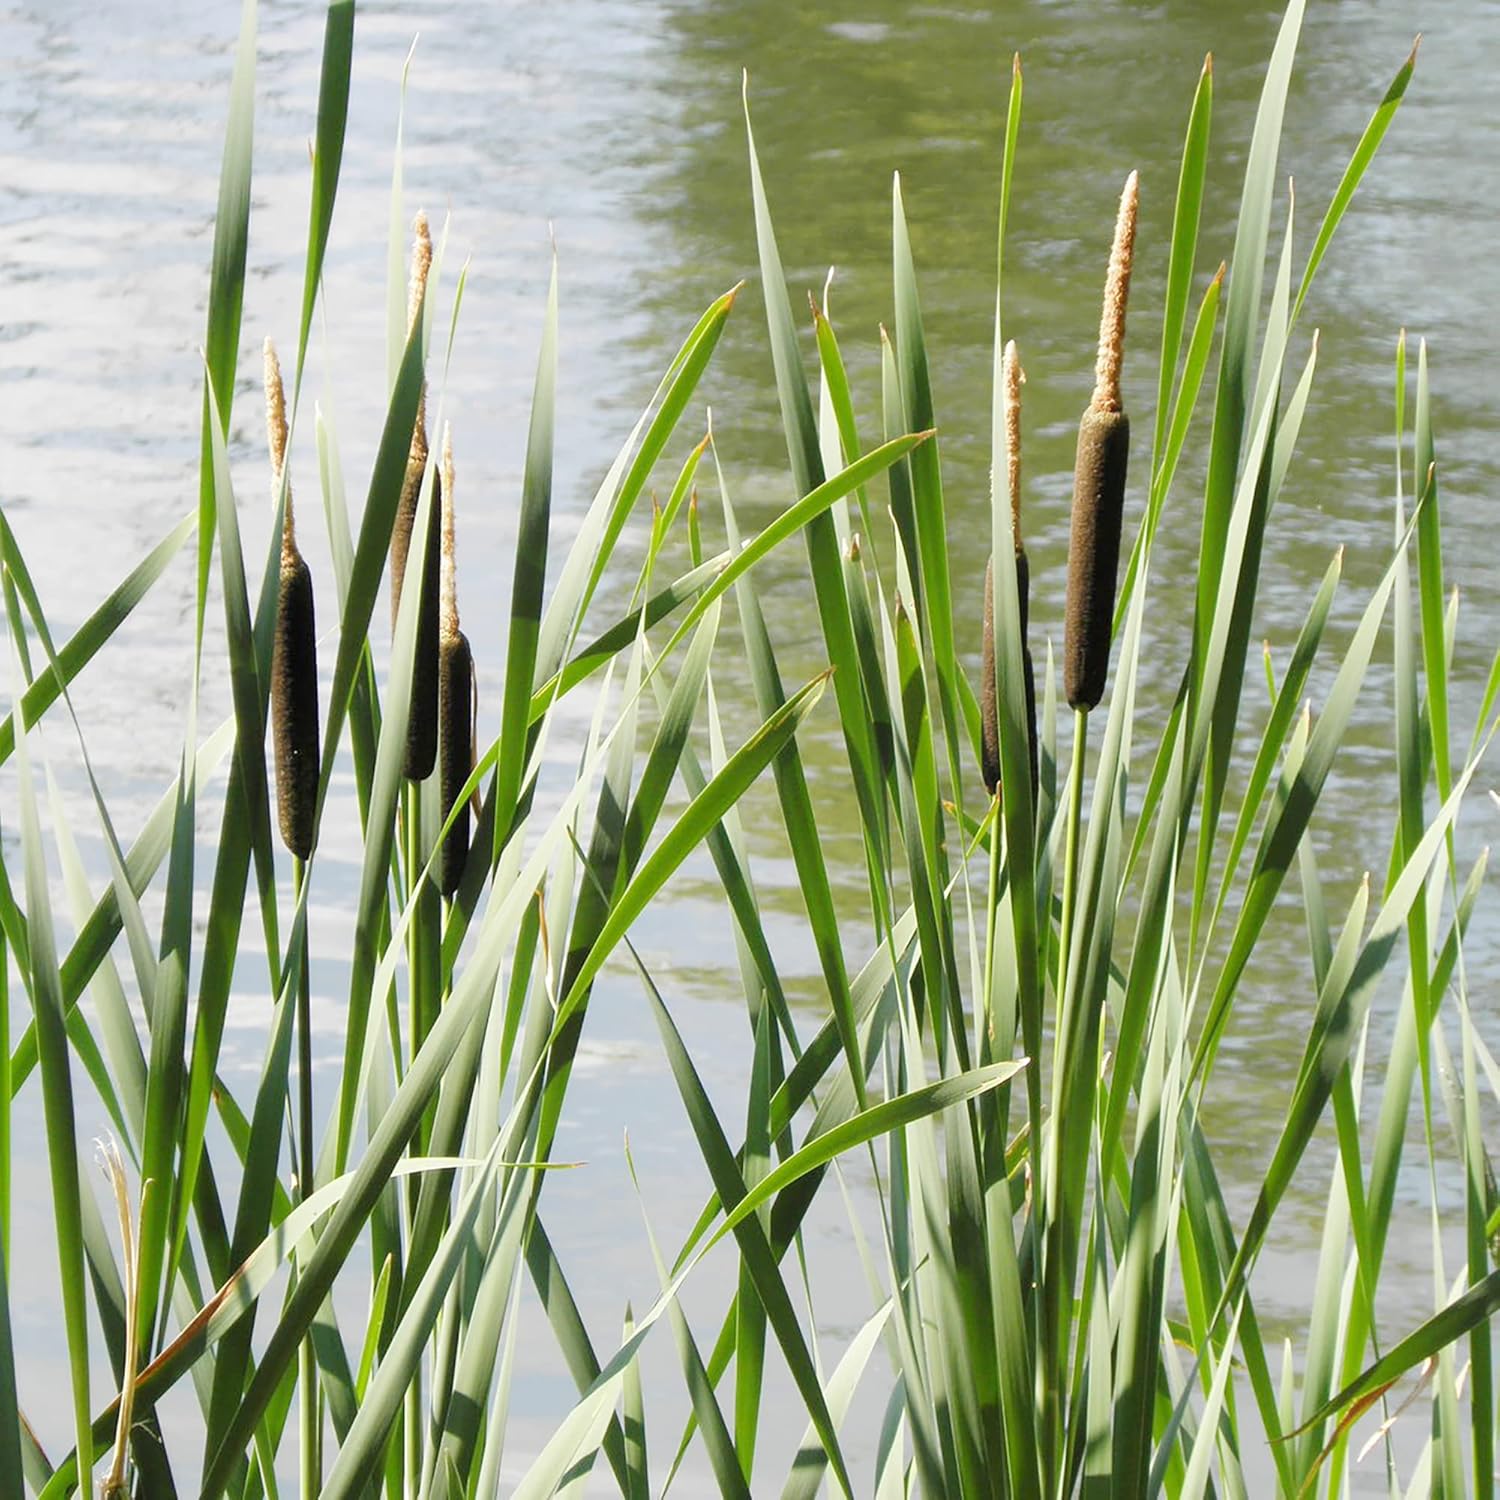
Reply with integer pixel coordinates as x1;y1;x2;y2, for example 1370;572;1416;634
437;423;473;897
981;338;1036;796
265;334;323;1491
265;338;320;860
1063;170;1137;712
391;210;441;780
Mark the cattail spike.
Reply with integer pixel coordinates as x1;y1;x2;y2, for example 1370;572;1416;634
267;340;319;859
272;555;320;859
391;214;439;778
438;624;474;896
1003;339;1025;554
441;421;458;640
263;338;288;479
436;423;470;887
263;338;296;561
1091;171;1139;415
980;551;1036;798
401;470;441;782
407;211;432;334
1066;174;1138;712
980;339;1037;797
1063;409;1130;709
981;558;1000;796
392;212;434;627
406;210;433;465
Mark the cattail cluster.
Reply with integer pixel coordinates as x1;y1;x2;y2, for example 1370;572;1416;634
437;424;474;897
980;340;1037;798
1063;170;1137;712
391;211;441;780
265;339;320;860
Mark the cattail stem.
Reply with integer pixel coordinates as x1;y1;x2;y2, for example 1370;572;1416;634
1054;708;1088;1014
99;1144;140;1500
292;854;319;1494
1064;172;1138;712
1037;702;1089;1489
265;330;321;1489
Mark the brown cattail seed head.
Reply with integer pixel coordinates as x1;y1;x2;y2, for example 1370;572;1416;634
981;557;999;795
981;550;1035;797
436;422;471;894
1064;172;1137;712
272;554;320;859
1092;171;1138;415
264;337;320;857
979;339;1036;798
438;631;473;897
390;213;438;781
1063;408;1130;710
400;467;441;782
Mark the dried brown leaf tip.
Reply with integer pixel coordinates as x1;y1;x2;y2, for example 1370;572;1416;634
1065;171;1138;712
264;337;320;859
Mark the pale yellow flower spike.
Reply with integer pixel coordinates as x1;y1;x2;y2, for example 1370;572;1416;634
408;211;433;451
1092;170;1139;415
1002;339;1025;554
262;336;296;563
441;421;459;641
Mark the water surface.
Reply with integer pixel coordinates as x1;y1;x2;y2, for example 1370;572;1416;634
2;0;1498;1489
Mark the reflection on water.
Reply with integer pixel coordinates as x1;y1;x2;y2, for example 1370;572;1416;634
2;0;1497;1488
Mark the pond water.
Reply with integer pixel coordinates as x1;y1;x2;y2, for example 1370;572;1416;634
2;0;1499;1491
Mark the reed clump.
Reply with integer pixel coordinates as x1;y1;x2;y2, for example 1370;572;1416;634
5;19;1464;1500
1063;170;1137;712
437;423;473;897
265;337;320;860
391;210;441;780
